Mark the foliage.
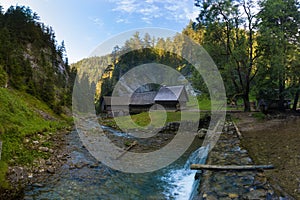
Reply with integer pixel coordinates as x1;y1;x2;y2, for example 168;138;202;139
192;0;300;111
0;65;8;87
0;88;69;186
0;161;9;188
256;0;300;110
194;0;260;111
0;5;74;113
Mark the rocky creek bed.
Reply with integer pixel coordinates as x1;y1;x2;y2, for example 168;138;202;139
2;113;299;199
0;128;73;200
194;121;279;200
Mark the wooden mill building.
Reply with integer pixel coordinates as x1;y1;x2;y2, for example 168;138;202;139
100;85;189;116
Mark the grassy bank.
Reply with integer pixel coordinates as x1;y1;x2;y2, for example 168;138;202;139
100;110;209;130
0;88;72;188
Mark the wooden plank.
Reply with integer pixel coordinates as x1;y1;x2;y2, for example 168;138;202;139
190;164;274;171
232;121;242;139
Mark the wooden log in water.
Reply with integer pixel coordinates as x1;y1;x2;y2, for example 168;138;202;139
190;164;274;171
116;140;138;159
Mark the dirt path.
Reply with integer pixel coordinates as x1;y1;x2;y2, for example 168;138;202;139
232;112;300;199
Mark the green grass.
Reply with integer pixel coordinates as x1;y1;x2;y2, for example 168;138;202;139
100;96;214;130
186;96;212;110
198;98;212;110
103;111;205;130
187;96;228;111
0;161;9;188
114;111;174;129
252;112;266;120
0;88;70;187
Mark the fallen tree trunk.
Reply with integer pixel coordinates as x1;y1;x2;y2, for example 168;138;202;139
190;164;274;171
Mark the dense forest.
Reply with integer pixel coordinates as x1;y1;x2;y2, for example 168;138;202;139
0;5;76;114
71;32;203;113
193;0;300;111
72;0;300;113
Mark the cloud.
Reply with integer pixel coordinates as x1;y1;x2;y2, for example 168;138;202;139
109;0;197;24
116;18;130;24
141;17;152;24
89;17;104;27
112;0;138;13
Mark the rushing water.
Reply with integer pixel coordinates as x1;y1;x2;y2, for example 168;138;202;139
24;128;206;199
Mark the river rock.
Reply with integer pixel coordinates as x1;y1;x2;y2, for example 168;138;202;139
244;189;266;199
47;167;55;174
38;168;45;173
204;194;218;200
75;162;88;169
24;138;30;143
33;141;39;145
38;147;49;152
32;183;44;187
69;164;76;170
89;163;99;168
197;128;207;139
45;160;52;165
228;193;239;198
28;173;33;178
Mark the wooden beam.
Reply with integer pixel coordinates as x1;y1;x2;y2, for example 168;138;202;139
232;121;242;139
190;164;274;171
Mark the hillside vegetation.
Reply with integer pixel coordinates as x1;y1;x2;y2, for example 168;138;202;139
0;5;75;190
0;5;76;113
0;88;71;187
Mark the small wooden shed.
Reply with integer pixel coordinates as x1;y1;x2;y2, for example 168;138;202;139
100;85;189;115
129;91;157;114
154;85;189;110
100;96;129;117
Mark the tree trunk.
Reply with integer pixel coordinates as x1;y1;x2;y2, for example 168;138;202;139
293;88;299;111
278;76;285;110
243;93;251;112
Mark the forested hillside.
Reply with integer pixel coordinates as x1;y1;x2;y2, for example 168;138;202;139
0;5;75;194
0;5;76;113
71;32;209;113
72;0;300;112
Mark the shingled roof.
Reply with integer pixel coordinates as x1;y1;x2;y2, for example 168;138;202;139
154;85;188;101
130;91;156;105
102;85;188;107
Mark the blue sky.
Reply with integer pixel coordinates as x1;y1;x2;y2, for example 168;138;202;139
1;0;198;63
